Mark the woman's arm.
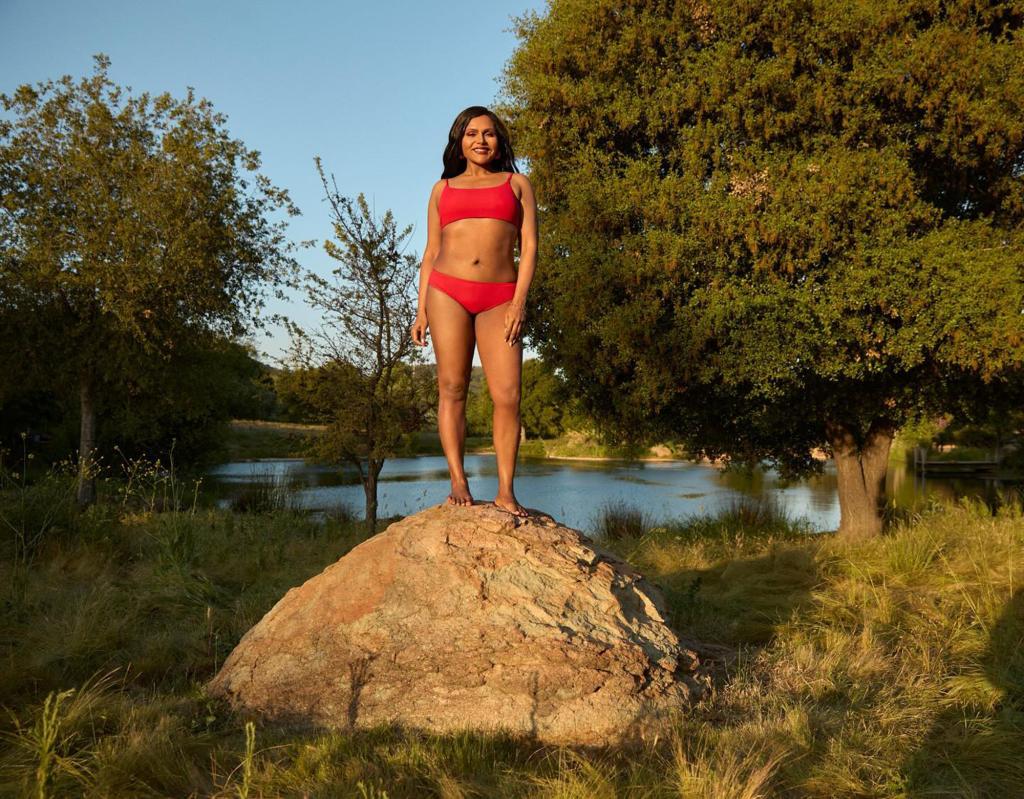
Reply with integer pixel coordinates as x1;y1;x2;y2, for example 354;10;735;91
412;180;444;346
505;173;538;345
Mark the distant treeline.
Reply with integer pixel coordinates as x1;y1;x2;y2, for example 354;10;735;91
275;356;592;440
1;338;278;471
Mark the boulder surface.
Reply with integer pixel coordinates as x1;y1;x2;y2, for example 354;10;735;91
207;503;708;746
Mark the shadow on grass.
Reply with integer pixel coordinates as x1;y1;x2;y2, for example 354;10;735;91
591;496;822;683
902;589;1024;795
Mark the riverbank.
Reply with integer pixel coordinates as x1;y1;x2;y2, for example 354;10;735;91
1;475;1022;796
223;420;693;462
225;422;1023;483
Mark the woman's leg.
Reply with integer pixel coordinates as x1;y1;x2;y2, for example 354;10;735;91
426;285;476;506
474;300;528;516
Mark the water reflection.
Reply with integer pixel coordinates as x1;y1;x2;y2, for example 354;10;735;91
203;455;1021;534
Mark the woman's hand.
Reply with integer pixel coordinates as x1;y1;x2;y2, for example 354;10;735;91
411;311;429;347
504;300;526;347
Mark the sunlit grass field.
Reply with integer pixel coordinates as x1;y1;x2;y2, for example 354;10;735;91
219;420;328;461
1;462;1022;797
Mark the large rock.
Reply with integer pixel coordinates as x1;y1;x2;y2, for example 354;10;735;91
207;503;708;747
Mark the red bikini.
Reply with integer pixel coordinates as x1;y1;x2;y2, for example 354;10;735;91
429;172;522;314
438;171;522;229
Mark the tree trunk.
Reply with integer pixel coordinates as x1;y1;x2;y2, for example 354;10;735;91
76;376;97;508
364;458;382;535
826;417;895;540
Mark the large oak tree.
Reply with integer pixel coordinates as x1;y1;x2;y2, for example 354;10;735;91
500;0;1024;537
0;55;300;505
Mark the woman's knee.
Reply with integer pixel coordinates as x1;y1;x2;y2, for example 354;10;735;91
489;385;521;410
438;377;469;403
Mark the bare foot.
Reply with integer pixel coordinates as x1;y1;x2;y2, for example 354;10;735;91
493;492;529;517
446;478;474;507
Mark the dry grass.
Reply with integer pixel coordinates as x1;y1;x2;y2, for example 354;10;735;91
0;482;1022;796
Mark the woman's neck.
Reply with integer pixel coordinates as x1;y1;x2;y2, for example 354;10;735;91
461;166;500;177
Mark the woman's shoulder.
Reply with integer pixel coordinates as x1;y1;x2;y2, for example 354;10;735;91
509;171;533;198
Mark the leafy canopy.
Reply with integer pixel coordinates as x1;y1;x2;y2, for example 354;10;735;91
0;53;300;400
500;0;1024;471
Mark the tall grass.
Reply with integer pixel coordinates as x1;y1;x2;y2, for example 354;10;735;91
228;467;306;514
1;481;1022;795
590;498;658;541
0;669;124;797
0;440;80;568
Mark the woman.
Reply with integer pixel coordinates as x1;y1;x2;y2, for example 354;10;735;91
410;106;538;518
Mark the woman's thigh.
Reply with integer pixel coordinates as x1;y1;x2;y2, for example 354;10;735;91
426;285;476;395
473;301;522;404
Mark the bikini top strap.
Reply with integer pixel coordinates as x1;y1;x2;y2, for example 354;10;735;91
505;172;513;183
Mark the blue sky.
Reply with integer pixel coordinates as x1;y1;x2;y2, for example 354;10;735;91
1;0;545;366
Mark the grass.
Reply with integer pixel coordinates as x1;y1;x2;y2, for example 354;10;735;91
219;420;326;461
923;446;1000;462
402;431;495;457
519;431;688;461
227;467;308;514
1;465;1023;796
219;420;687;462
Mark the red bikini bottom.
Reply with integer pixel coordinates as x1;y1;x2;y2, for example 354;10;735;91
428;269;517;315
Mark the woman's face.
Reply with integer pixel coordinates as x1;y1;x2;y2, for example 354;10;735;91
460;114;499;168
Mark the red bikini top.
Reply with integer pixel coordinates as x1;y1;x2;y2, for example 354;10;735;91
438;172;522;230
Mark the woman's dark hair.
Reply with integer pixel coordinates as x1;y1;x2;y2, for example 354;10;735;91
442;106;519;179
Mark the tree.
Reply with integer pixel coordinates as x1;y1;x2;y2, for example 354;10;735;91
463;358;569;439
500;0;1024;538
521;357;568;438
0;54;300;506
94;336;281;466
465;368;495;437
279;159;431;534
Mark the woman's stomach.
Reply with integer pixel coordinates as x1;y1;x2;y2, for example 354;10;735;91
434;220;519;282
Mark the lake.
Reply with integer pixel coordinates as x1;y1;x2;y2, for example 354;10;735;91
204;454;1021;533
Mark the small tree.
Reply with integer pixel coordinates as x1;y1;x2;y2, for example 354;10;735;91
280;159;430;534
0;55;300;506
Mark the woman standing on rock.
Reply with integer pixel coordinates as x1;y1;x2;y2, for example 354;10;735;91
410;106;538;518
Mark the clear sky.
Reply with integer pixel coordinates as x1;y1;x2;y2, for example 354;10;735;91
1;0;545;366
